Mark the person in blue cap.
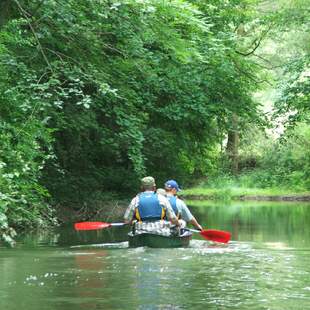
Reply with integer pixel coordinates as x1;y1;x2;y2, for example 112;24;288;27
165;180;203;231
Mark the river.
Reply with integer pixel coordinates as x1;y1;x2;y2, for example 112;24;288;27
1;201;309;309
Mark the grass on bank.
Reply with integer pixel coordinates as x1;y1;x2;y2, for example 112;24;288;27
182;187;310;197
184;199;310;209
181;175;310;200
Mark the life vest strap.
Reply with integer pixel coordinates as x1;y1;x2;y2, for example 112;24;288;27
140;217;162;222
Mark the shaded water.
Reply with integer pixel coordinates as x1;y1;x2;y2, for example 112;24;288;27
1;202;310;309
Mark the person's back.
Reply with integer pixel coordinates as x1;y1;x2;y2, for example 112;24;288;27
135;191;164;222
124;176;180;235
165;180;202;231
166;194;180;219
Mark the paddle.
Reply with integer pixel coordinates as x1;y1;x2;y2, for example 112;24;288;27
74;222;126;231
189;228;231;244
74;221;231;243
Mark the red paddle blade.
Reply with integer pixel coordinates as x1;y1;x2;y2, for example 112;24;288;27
200;229;231;243
74;222;111;231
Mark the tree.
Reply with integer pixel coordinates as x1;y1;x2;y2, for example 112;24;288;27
0;0;270;239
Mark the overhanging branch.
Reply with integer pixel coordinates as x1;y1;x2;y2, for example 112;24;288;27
14;0;54;73
235;24;273;57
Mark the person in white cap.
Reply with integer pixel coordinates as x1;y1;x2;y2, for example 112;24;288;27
156;188;166;197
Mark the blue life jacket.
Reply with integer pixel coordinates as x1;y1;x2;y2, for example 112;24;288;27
135;192;165;222
167;196;180;219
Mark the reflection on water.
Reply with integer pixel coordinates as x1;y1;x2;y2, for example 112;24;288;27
0;202;310;309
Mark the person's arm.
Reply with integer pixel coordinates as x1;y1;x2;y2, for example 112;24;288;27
189;218;203;231
170;216;180;226
123;196;138;224
124;218;133;225
178;199;202;230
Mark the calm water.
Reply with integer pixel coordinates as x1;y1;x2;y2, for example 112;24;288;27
1;201;310;310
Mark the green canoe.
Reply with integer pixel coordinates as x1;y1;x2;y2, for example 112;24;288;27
128;230;192;248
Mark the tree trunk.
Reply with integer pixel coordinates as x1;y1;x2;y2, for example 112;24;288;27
226;114;239;174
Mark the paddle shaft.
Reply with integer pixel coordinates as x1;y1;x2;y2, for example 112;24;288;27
110;223;127;227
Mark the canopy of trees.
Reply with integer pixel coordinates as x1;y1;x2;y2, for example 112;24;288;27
0;0;309;243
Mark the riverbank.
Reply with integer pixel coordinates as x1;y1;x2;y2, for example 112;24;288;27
56;187;310;226
55;199;128;224
181;187;310;201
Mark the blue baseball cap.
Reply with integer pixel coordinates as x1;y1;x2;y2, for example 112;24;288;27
165;180;181;192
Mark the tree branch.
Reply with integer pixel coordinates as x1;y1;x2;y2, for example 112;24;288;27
14;0;54;73
231;57;273;86
252;53;285;69
235;24;273;57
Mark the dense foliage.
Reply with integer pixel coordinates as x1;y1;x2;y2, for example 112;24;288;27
0;0;261;220
0;0;309;244
236;0;310;190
